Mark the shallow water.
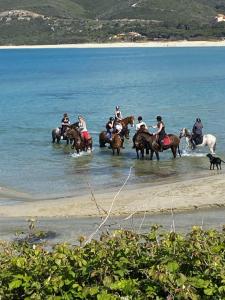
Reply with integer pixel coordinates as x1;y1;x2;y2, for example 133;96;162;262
0;47;225;200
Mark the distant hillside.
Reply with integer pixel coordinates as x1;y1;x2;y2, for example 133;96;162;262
0;0;225;45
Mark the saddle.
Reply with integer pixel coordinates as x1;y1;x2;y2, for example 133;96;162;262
162;135;171;146
81;131;91;141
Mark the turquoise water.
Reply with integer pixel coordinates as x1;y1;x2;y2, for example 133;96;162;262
1;47;225;199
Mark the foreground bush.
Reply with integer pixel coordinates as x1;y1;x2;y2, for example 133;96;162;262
1;226;225;299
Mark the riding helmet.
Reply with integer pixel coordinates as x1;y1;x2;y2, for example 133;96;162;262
116;106;119;110
138;116;142;121
196;118;201;122
110;117;114;121
156;116;162;121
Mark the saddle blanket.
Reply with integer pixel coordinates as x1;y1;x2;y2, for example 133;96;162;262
162;135;171;146
81;131;91;140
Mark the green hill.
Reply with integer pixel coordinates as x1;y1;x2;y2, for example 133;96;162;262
0;0;225;45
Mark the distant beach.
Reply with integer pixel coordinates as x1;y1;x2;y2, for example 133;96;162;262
1;40;225;49
1;173;225;218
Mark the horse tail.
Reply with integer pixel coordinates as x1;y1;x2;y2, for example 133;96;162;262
213;142;216;153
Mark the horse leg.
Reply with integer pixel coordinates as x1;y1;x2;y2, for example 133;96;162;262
136;149;139;159
155;151;160;161
177;145;181;157
141;149;144;159
117;148;120;155
112;148;115;155
150;150;154;160
171;146;177;158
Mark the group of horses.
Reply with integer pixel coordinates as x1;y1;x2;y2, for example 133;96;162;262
52;116;217;159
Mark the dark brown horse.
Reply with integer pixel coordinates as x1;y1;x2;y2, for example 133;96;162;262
134;130;159;160
134;129;181;160
99;126;130;147
65;127;92;154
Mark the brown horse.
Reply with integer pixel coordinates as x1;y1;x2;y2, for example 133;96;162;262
134;129;181;160
99;126;130;147
134;130;159;160
65;127;92;154
111;133;123;155
119;116;135;127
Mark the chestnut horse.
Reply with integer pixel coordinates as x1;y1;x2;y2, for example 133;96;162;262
134;129;181;160
119;116;135;127
111;133;123;155
65;127;92;154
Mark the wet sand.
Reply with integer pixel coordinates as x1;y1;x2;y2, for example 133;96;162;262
1;172;225;218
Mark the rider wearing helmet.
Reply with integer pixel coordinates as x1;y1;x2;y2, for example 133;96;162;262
114;106;123;121
106;117;114;140
152;116;166;151
192;118;203;147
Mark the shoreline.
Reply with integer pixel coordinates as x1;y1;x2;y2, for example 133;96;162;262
1;173;225;218
1;40;225;49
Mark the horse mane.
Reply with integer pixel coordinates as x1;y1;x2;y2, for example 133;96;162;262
184;128;191;136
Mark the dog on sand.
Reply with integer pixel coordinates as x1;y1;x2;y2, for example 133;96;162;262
206;153;225;170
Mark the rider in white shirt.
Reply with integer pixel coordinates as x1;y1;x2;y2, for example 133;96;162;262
135;116;148;131
133;116;148;148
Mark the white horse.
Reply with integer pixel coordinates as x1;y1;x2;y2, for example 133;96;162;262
179;128;216;154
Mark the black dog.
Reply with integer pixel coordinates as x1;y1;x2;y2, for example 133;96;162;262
206;153;225;170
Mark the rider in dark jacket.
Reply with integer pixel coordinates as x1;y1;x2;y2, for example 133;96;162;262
106;117;114;140
192;118;203;147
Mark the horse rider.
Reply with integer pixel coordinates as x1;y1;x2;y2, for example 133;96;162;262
132;116;148;148
61;113;70;139
152;116;166;151
106;117;114;140
77;115;90;143
114;106;123;121
192;118;203;148
114;120;125;148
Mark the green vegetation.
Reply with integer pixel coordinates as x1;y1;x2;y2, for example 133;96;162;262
0;0;225;44
1;225;225;299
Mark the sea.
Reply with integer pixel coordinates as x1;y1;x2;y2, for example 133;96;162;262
1;46;225;201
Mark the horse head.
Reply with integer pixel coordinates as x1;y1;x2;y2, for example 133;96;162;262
120;116;135;127
179;128;191;139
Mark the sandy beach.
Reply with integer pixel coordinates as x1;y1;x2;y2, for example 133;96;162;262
0;172;225;218
0;40;225;49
